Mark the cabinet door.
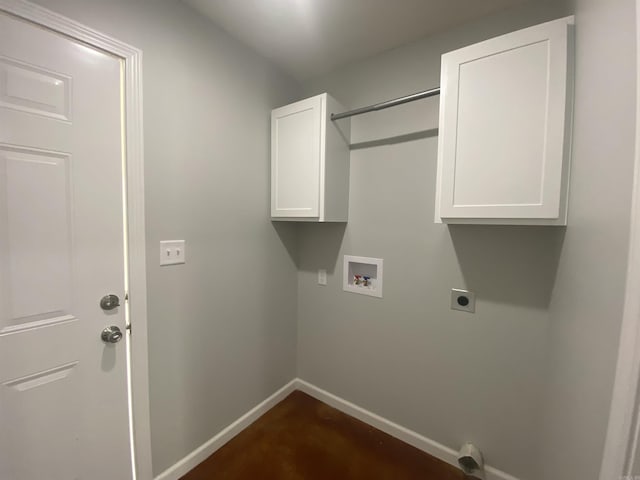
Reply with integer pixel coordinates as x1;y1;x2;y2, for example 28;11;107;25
436;17;573;223
271;96;323;218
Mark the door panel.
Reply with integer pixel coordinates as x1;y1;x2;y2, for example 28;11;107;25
2;361;81;480
271;95;322;218
0;56;72;121
1;147;72;327
0;11;132;480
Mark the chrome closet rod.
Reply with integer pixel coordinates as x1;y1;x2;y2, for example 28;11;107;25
330;87;441;121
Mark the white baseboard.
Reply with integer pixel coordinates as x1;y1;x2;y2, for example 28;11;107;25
296;379;520;480
154;379;298;480
155;378;520;480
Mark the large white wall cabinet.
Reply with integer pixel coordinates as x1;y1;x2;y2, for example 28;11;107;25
271;93;350;222
435;17;574;225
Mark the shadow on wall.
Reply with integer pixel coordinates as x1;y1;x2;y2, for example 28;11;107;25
448;225;566;309
350;128;439;150
297;223;347;274
271;221;300;266
333;117;350;146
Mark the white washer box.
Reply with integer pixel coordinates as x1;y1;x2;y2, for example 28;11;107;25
343;255;383;298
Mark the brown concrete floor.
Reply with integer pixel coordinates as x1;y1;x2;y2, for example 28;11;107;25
181;390;466;480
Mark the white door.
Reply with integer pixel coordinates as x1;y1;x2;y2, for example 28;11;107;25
271;95;322;218
0;11;133;480
435;16;573;225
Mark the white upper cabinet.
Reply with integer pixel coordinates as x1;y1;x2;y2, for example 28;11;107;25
271;93;350;222
435;17;575;225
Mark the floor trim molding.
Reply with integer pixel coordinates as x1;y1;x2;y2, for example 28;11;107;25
154;379;298;480
155;378;520;480
296;380;520;480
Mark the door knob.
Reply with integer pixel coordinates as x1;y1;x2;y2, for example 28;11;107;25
100;294;120;311
101;326;123;344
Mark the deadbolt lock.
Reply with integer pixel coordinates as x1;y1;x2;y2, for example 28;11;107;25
100;294;120;311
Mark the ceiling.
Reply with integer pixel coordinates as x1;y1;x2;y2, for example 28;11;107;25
183;0;528;81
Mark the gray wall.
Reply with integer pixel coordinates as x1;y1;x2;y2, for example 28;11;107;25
23;0;637;478
539;0;637;477
299;1;635;479
30;0;301;475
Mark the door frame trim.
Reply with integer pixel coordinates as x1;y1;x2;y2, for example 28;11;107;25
600;0;640;477
0;1;152;478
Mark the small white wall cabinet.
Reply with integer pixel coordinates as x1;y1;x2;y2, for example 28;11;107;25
271;93;350;222
435;17;574;225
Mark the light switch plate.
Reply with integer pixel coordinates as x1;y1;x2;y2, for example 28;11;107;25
160;240;186;266
451;288;475;313
318;269;327;286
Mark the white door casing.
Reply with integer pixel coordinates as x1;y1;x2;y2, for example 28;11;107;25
0;2;151;479
599;0;640;476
